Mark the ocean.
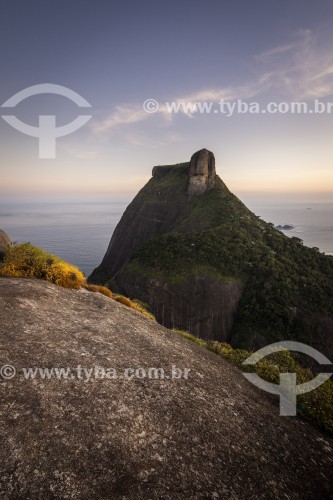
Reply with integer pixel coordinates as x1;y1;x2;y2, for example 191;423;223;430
0;200;332;277
247;201;333;256
0;202;127;277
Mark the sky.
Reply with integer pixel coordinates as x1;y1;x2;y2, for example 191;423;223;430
1;0;333;202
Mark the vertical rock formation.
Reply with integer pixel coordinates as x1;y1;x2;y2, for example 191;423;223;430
188;148;216;195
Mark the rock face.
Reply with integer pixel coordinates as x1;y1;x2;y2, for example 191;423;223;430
188;148;216;195
1;277;333;499
0;229;11;261
115;271;243;341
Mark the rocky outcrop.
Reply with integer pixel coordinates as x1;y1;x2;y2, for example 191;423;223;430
1;277;333;499
188;148;216;195
276;224;295;230
0;229;11;261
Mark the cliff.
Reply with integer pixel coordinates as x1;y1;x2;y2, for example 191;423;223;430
0;229;11;261
1;277;333;498
89;149;220;283
89;150;333;358
89;149;245;341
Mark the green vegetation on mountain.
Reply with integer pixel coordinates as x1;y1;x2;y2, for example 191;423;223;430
98;151;333;354
119;176;333;347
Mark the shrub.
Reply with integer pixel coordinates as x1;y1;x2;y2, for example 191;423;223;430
174;329;208;348
0;243;85;288
114;294;156;321
0;243;156;321
0;244;155;320
114;295;132;307
84;284;113;299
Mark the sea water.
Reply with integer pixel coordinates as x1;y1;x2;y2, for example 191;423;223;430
0;201;332;277
247;201;333;256
0;202;127;277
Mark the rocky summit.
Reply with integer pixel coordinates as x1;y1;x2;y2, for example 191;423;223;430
188;148;216;195
1;277;333;499
89;150;333;359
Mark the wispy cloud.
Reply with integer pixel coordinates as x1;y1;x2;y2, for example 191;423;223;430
255;29;333;99
255;43;295;63
92;29;333;137
91;79;265;136
175;84;259;103
92;105;150;134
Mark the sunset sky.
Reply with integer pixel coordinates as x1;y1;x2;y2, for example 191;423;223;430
1;0;333;202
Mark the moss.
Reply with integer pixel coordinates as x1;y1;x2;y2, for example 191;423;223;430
147;162;189;190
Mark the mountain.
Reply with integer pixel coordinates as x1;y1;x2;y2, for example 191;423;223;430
0;229;11;261
89;149;333;359
1;277;333;498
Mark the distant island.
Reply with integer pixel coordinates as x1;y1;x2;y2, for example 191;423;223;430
275;224;295;230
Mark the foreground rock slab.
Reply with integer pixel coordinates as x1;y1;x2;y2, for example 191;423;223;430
0;277;332;499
